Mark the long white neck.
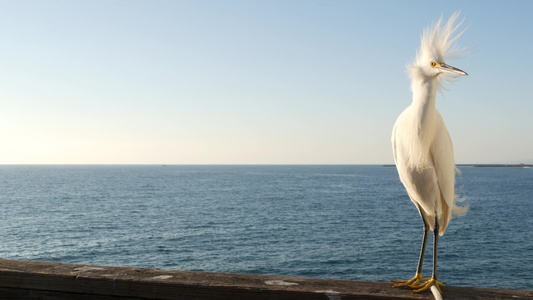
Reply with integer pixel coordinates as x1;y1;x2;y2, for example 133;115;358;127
403;76;440;171
411;77;438;138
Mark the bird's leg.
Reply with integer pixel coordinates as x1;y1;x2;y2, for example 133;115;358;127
392;205;431;288
410;214;444;294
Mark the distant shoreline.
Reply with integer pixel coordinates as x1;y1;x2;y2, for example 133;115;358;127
459;163;533;168
383;164;533;168
1;164;532;168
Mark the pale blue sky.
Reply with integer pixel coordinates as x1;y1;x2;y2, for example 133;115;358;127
1;1;532;164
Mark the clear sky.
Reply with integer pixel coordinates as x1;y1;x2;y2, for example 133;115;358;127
1;1;532;164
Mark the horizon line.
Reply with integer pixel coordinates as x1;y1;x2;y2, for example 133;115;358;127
1;163;532;166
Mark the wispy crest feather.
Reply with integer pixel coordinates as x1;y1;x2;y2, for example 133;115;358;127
409;11;469;89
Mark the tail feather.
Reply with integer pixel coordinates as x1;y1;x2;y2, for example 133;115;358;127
453;196;469;216
453;168;469;217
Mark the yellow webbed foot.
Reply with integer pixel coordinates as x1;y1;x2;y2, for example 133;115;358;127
409;277;444;294
391;273;430;288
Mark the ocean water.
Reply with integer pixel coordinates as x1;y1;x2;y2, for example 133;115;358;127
0;165;531;290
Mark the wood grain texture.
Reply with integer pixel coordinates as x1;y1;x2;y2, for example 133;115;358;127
0;260;530;299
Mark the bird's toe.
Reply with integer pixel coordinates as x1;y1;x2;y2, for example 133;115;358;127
392;273;429;288
410;278;443;294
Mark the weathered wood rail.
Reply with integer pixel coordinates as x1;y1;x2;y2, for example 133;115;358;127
0;260;530;299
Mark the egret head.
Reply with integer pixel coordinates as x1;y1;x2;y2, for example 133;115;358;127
409;12;468;86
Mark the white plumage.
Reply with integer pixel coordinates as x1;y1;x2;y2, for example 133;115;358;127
392;12;469;235
391;12;469;295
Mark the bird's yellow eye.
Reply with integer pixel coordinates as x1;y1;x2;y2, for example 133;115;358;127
430;61;437;68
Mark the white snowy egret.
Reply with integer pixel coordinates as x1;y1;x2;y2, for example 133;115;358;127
391;12;469;295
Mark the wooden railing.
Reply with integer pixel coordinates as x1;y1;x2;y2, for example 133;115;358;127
0;260;530;299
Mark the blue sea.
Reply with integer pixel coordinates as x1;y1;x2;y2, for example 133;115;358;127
0;165;531;290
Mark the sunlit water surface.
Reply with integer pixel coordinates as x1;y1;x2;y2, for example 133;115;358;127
0;165;531;290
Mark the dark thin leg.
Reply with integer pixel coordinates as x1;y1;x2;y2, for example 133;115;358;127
392;204;431;288
432;214;439;280
407;213;444;294
416;205;430;275
405;213;444;294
